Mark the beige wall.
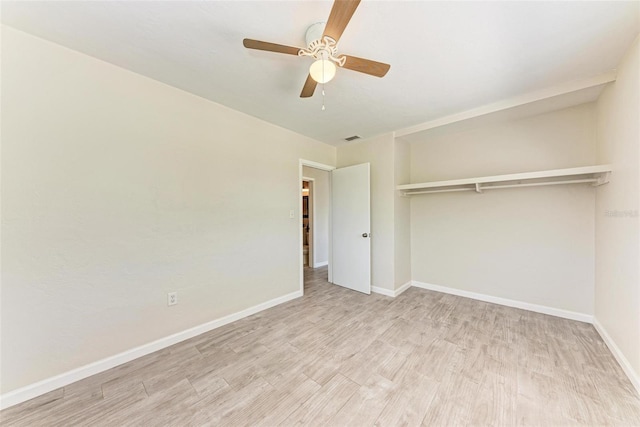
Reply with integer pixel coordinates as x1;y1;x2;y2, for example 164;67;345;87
408;103;597;315
393;140;411;289
337;134;395;291
0;26;335;393
302;166;329;266
595;36;640;384
336;134;411;293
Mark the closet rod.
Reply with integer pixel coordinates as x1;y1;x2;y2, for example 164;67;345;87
402;188;475;196
403;178;600;196
479;178;598;191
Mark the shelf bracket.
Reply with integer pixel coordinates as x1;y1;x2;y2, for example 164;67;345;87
593;171;610;187
475;183;483;193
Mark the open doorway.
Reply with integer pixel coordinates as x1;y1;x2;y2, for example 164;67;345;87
302;169;329;271
298;159;372;295
299;160;334;294
301;179;313;269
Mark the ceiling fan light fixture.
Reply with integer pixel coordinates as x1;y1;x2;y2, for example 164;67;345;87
309;59;336;84
243;0;390;98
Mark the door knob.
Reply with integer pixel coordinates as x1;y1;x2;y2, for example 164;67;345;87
362;233;369;238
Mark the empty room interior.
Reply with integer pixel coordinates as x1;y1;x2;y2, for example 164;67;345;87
1;1;640;425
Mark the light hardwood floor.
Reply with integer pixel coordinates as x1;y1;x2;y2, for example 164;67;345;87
2;267;640;426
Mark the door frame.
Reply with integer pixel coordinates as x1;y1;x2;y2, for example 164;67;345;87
299;159;335;295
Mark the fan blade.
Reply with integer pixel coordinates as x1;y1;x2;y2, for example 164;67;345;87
341;55;390;77
243;38;301;55
300;74;317;98
323;0;361;43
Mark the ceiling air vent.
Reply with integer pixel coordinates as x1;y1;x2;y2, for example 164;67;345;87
344;135;361;142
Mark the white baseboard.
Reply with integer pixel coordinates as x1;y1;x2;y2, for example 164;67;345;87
593;317;640;396
313;261;328;268
0;290;302;410
395;281;412;296
372;281;412;298
411;281;593;323
372;286;395;297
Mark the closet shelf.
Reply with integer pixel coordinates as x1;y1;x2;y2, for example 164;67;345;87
397;165;612;196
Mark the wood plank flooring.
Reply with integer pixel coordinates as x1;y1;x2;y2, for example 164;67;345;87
2;267;640;426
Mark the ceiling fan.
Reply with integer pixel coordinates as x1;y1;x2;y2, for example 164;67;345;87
243;0;390;98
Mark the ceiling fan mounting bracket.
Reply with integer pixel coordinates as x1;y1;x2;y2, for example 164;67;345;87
304;22;326;46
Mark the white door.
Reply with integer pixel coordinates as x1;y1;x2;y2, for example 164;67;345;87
331;163;371;294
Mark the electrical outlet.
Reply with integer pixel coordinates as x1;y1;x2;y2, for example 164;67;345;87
289;210;295;219
167;292;178;306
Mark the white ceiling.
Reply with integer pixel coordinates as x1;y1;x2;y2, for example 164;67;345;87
2;1;638;145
